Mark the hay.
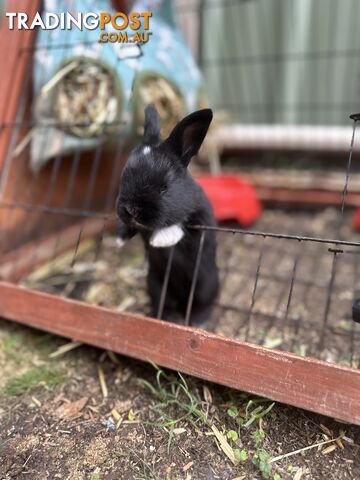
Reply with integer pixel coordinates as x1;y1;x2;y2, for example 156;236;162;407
134;75;186;138
53;60;120;138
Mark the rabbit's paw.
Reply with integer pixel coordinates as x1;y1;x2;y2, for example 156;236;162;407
150;225;184;248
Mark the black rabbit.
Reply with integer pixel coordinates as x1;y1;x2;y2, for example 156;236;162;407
116;104;219;325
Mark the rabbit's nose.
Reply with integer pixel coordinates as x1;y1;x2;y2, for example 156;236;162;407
124;205;139;219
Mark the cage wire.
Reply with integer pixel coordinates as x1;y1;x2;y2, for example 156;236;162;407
1;0;360;373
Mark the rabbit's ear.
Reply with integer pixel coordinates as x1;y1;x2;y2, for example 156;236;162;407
164;109;213;167
143;104;161;144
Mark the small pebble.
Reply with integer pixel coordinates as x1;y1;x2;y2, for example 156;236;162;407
106;417;115;430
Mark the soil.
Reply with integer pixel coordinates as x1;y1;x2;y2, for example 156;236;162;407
0;318;360;480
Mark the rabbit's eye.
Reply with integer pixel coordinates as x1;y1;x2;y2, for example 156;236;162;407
160;185;168;194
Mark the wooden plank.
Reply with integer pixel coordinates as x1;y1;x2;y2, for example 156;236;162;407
239;170;360;207
0;281;360;425
242;170;360;193
256;187;360;208
0;0;39;170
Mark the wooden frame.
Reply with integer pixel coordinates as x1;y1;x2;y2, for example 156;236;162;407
1;2;360;427
1;280;360;425
255;187;360;208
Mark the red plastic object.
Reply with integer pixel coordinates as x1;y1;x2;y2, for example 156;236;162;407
353;208;360;230
196;174;262;226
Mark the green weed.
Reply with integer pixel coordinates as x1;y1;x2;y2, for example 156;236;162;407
140;363;207;452
3;366;64;396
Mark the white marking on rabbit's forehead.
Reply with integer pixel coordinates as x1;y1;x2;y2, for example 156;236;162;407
143;146;151;155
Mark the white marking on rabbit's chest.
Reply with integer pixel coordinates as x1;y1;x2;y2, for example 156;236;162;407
150;224;184;248
143;146;151;155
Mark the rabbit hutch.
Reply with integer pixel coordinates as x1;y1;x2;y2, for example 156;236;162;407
1;0;360;426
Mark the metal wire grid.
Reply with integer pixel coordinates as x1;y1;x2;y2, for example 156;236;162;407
212;227;360;366
0;3;360;370
16;213;360;368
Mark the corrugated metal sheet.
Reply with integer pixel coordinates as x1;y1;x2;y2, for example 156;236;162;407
201;0;360;125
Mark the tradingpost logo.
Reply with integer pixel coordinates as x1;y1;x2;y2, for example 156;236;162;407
6;11;153;44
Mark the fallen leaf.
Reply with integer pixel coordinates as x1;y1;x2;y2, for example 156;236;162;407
111;408;121;421
98;366;108;398
55;397;88;419
263;336;282;348
173;427;187;435
211;424;237;465
322;444;337;455
320;424;332;437
293;468;303;480
335;437;344;449
31;396;41;407
128;409;136;421
107;350;120;364
183;461;194;472
49;341;82;359
203;385;212;404
259;417;264;431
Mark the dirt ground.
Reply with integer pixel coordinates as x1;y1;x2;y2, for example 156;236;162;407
0;318;360;480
